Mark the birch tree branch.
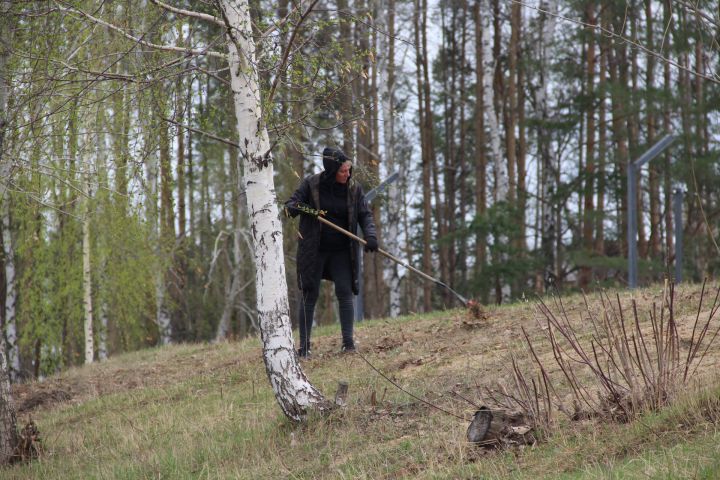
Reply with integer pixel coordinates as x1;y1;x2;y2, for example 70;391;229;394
196;66;231;86
150;0;225;27
161;116;240;148
55;2;227;60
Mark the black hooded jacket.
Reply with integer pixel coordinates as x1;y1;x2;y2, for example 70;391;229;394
285;147;377;295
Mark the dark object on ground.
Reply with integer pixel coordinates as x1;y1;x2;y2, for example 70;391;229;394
467;407;492;443
467;408;535;448
341;343;356;353
297;347;312;359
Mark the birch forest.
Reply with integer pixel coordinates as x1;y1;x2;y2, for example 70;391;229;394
1;0;719;380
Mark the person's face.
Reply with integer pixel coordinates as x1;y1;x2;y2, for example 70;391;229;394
335;161;351;184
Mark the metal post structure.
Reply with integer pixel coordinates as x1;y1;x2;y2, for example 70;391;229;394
627;164;638;288
673;189;684;284
628;134;676;288
355;172;400;321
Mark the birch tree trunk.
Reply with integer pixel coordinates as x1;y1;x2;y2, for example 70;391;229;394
1;204;18;379
662;0;673;261
580;3;596;289
144;115;172;345
96;103;109;361
482;0;507;303
0;335;16;464
595;42;607;258
645;0;660;258
98;299;108;361
0;54;17;374
0;200;16;463
337;0;355;155
0;0;18;459
82;165;94;364
215;172;249;342
218;0;328;421
536;0;557;291
473;0;487;291
135;1;173;345
379;0;401;318
481;0;506;202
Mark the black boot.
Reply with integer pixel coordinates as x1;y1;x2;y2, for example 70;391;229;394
297;343;312;359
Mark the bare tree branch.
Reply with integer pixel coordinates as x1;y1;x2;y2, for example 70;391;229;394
265;0;320;107
150;0;225;27
162;116;239;149
511;0;720;85
55;1;227;60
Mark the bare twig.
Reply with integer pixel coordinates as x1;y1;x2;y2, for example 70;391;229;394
150;0;225;26
510;0;720;84
55;2;227;60
161;117;239;149
357;351;467;421
265;0;320;107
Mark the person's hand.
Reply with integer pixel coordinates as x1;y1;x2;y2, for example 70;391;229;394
364;236;378;253
292;203;316;216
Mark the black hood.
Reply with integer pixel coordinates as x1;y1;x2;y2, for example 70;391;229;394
321;146;352;182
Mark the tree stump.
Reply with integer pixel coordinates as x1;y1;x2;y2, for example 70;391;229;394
334;381;349;407
467;407;535;447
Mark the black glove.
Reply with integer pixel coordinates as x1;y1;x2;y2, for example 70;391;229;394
364;236;378;253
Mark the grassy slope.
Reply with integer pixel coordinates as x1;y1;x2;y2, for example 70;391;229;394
5;283;720;479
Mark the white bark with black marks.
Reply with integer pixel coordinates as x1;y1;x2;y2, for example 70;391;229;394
379;0;402;318
218;0;328;421
0;0;19;461
0;339;16;464
82;164;94;364
2;205;19;379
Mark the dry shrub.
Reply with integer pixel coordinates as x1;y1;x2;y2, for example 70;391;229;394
489;281;720;428
11;420;41;464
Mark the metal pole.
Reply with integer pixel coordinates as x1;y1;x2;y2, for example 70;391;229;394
674;189;684;284
633;134;676;168
628;165;638;288
627;134;676;289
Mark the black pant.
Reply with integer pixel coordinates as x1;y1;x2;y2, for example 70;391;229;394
298;249;354;352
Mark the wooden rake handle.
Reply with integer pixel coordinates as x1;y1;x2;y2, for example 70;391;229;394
314;215;468;307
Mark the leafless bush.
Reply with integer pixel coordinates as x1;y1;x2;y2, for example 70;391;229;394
489;281;720;426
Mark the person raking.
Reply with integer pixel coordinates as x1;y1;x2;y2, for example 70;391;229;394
285;147;378;358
